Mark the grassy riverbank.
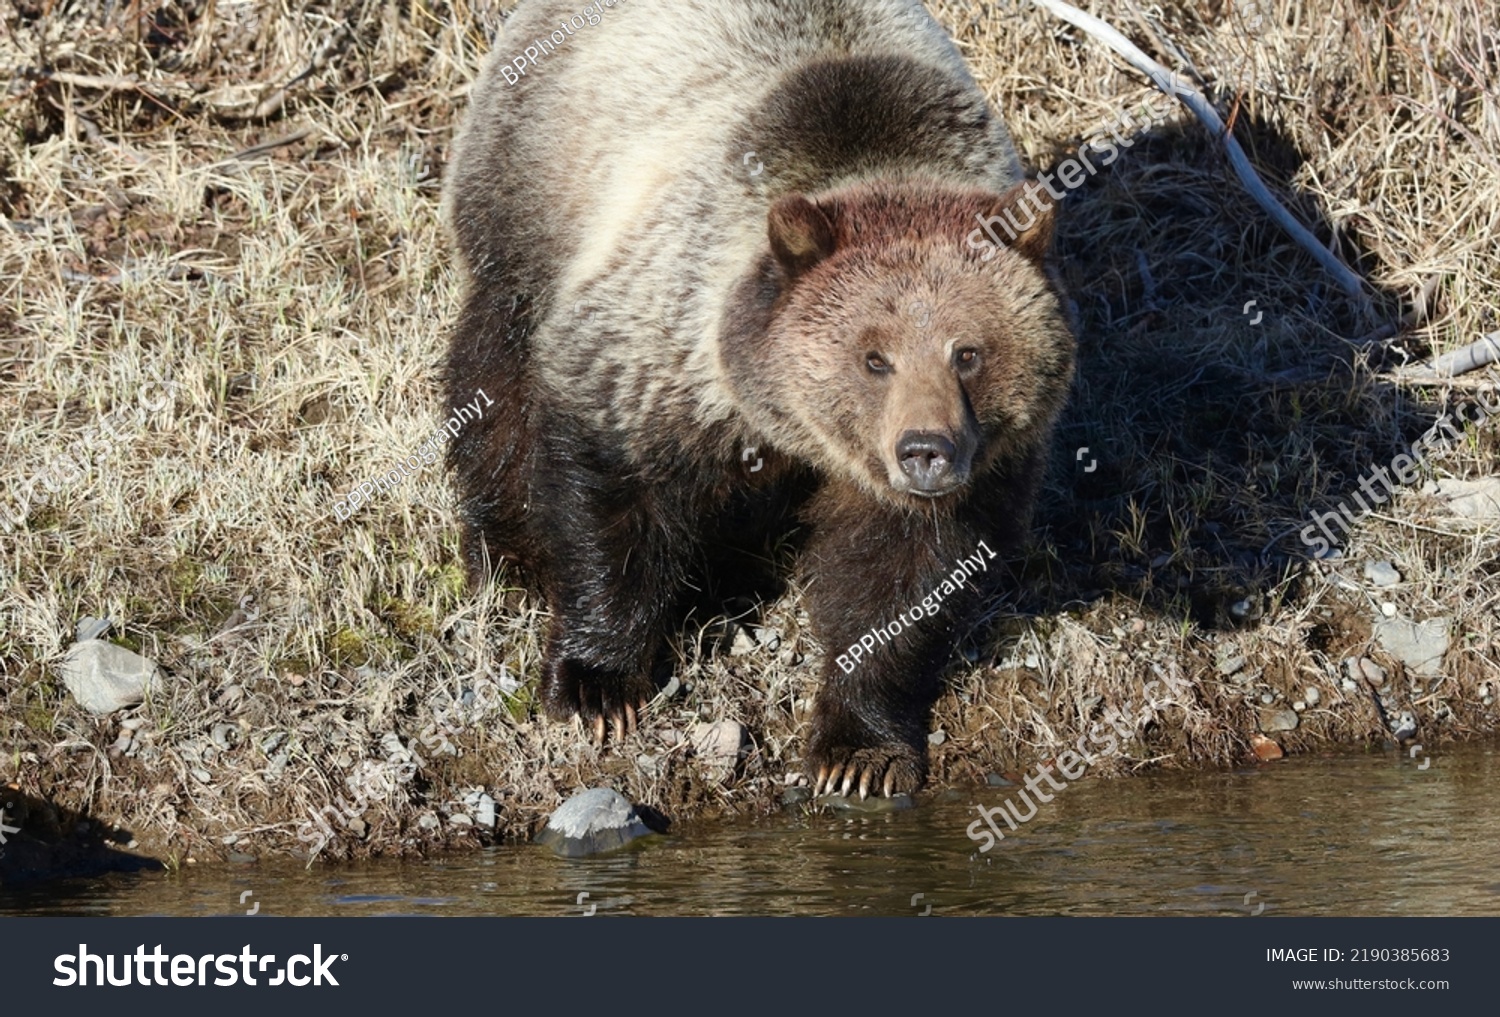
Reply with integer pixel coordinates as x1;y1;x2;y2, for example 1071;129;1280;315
2;0;1496;870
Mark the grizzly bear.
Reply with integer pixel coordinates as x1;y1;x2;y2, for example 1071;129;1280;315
442;0;1076;797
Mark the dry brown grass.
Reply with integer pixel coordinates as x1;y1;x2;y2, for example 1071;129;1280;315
1;0;1496;866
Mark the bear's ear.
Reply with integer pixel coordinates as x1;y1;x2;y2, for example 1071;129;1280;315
984;181;1056;264
768;194;836;279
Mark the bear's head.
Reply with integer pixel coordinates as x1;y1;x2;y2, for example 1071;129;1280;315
728;180;1076;510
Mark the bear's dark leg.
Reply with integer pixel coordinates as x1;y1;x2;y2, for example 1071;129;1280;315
446;291;538;585
798;485;1011;797
531;443;707;742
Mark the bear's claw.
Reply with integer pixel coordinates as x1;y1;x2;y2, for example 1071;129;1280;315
543;656;652;745
810;746;923;798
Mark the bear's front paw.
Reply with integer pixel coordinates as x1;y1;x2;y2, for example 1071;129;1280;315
541;656;656;744
807;742;926;799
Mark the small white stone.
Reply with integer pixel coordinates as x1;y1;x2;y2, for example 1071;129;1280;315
1381;602;1398;617
1304;686;1321;706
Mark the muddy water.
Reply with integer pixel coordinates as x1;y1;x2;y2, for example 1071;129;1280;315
4;744;1496;917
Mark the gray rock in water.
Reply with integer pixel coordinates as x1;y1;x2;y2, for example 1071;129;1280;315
1374;617;1450;677
1363;560;1401;588
818;792;916;813
781;786;813;807
535;788;653;857
59;639;161;715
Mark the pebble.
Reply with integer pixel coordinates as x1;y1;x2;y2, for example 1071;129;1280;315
474;794;497;829
448;813;474;827
1250;733;1284;761
416;813;440;832
689;720;744;781
1292;700;1307;712
1024;653;1041;669
1363;560;1401;588
1262;708;1299;733
1390;711;1418;741
927;729;947;746
59;640;162;716
818;792;915;813
534;788;654;857
1216;654;1246;677
1380;602;1398;617
1359;658;1388;686
1260;692;1275;705
781;786;813;807
210;724;239;752
190;767;212;783
729;628;758;656
1304;686;1321;706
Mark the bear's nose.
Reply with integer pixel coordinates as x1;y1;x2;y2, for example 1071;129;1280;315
896;431;958;492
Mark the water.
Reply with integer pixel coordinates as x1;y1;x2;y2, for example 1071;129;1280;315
4;743;1496;917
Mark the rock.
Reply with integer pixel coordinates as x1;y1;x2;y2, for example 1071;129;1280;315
729;627;758;656
1262;708;1299;732
1380;602;1398;617
1304;686;1321;706
818;792;915;813
474;794;497;829
74;616;112;643
1259;692;1275;705
210;724;239;752
689;720;744;781
1427;477;1500;521
448;813;474;827
1374;617;1450;677
416;813;440;832
635;752;664;779
190;767;212;783
1359;657;1388;686
781;786;813;807
1024;653;1041;669
1249;733;1284;761
1390;711;1418;742
1216;654;1246;677
1292;700;1307;712
927;729;947;746
535;788;654;858
58;640;162;715
1364;560;1401;588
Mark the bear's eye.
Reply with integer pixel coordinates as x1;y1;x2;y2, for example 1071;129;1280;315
866;352;891;374
955;348;980;370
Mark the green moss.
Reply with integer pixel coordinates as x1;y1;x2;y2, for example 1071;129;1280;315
328;627;374;667
372;595;435;642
